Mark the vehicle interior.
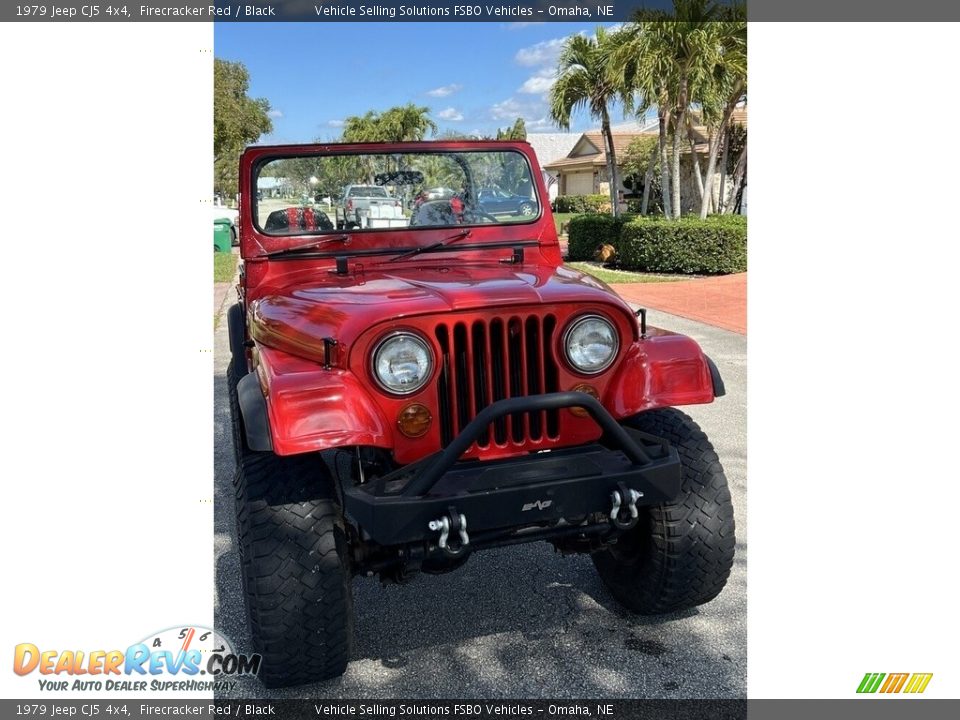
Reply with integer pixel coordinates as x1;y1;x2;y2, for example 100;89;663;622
253;149;539;234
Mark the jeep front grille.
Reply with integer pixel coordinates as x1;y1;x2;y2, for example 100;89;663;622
435;315;561;449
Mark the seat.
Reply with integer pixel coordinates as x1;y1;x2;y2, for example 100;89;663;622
410;200;458;227
264;207;334;234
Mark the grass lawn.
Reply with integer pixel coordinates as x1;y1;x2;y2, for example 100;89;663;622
565;261;687;285
553;212;582;235
214;252;238;283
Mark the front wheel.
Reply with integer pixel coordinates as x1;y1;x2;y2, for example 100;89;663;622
228;361;354;687
518;202;534;216
592;408;735;614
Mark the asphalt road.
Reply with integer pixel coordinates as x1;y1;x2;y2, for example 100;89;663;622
213;303;746;700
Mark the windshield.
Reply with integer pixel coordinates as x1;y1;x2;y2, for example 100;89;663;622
348;186;387;198
253;149;540;235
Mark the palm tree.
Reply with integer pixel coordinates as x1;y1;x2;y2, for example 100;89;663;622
611;0;732;218
696;13;746;218
342;104;436;143
608;20;675;218
381;103;437;142
341;111;383;142
550;27;630;217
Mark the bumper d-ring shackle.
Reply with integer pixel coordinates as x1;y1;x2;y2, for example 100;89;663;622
610;482;643;530
428;508;470;557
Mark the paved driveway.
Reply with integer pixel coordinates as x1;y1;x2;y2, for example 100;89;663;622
213;304;746;699
610;274;747;335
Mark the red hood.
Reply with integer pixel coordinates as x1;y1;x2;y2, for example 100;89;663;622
249;263;635;362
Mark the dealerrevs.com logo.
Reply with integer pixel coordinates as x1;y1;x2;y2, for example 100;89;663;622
13;626;261;692
857;672;933;694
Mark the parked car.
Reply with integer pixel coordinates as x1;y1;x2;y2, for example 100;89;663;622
478;186;536;216
412;187;457;210
338;184;406;229
228;141;734;688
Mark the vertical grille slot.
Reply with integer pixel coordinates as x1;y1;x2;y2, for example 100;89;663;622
491;318;508;444
436;325;453;448
508;317;524;443
544;314;560;438
435;313;561;451
525;316;543;440
471;321;490;446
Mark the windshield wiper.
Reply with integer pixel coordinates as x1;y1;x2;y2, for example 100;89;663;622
264;234;350;258
388;229;472;263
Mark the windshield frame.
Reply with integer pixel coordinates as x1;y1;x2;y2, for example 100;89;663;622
249;145;544;240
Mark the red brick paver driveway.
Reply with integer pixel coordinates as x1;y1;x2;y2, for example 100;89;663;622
609;273;747;334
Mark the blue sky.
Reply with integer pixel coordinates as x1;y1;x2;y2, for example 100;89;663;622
214;22;626;142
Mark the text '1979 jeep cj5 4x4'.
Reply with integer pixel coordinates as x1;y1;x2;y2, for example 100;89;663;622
228;142;735;687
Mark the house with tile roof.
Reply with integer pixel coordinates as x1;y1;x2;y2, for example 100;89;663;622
525;133;580;203
544;107;746;213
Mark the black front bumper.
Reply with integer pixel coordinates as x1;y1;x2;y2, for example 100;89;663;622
342;392;682;548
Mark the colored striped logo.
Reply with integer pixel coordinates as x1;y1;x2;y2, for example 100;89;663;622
857;672;933;694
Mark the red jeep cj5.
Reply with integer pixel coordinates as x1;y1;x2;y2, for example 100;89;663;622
228;141;735;687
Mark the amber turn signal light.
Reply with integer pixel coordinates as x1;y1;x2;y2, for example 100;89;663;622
397;403;432;438
569;384;599;417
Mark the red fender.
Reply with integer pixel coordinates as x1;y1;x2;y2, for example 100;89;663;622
605;330;717;418
256;346;392;456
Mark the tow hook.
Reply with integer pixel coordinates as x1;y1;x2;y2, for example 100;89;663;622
610;483;643;530
428;509;470;557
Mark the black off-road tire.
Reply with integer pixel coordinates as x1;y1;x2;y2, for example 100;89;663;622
227;361;354;688
592;408;735;614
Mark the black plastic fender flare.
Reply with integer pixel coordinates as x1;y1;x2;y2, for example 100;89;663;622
227;302;246;366
237;371;274;452
704;355;726;397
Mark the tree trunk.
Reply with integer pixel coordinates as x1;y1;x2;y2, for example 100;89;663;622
641;144;657;215
658;107;672;219
670;75;688;219
601;110;621;217
671;106;685;219
717;125;730;214
699;80;743;219
727;139;747;213
687;118;705;205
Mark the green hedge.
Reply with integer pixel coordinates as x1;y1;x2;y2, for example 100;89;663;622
554;194;611;213
567;214;635;261
566;214;747;274
618;216;747;274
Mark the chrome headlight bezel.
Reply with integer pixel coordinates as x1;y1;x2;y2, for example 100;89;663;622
563;314;620;375
370;331;434;396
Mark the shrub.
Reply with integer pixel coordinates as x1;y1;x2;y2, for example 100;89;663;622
567;214;635;261
617;216;747;274
554;194;610;213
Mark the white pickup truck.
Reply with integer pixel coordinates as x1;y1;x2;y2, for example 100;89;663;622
337;184;409;229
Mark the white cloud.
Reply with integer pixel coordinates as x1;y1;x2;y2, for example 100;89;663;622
519;76;555;94
525;116;558;131
426;83;462;97
514;37;566;67
436;107;464;122
327;119;344;127
489;97;560;132
491;98;525;120
490;97;546;121
518;68;556;95
267;109;283;119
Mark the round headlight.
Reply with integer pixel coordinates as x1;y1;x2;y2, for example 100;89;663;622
372;332;433;395
564;315;619;374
